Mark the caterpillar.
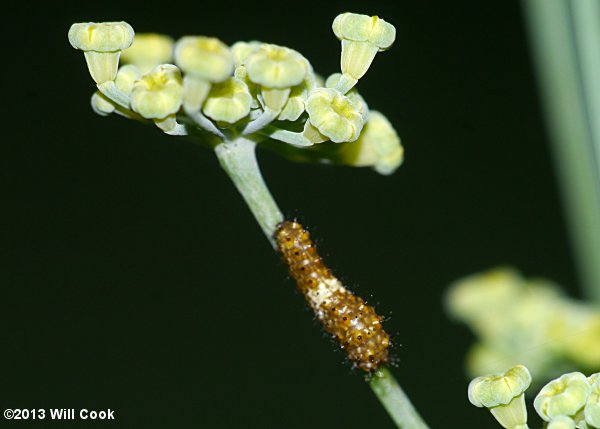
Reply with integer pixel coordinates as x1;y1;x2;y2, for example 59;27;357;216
275;220;390;372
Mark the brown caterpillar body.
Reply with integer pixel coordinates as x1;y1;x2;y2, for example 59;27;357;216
275;220;389;372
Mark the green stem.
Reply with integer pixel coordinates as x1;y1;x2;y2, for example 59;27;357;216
214;137;284;245
215;138;428;428
370;367;430;429
523;0;600;303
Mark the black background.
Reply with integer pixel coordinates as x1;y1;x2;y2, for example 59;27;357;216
4;1;578;428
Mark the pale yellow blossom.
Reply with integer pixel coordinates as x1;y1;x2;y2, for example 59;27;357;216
121;33;174;73
534;372;591;422
468;365;532;429
306;88;364;143
68;21;134;84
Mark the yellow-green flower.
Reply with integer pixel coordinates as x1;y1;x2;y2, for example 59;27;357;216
332;13;396;48
277;71;319;121
447;267;600;381
244;44;310;114
70;13;402;160
130;64;183;119
245;44;309;89
302;120;327;144
469;365;532;408
90;65;142;116
261;87;292;112
121;33;174;73
446;268;524;330
68;21;134;84
306;88;364;143
114;65;142;96
325;73;369;120
234;65;260;108
175;36;234;82
335;110;403;175
202;77;252;123
468;364;532;429
534;372;591;422
560;306;600;368
90;92;115;116
586;377;600;428
231;40;262;67
278;85;306;121
69;21;134;52
331;13;395;94
547;415;576;429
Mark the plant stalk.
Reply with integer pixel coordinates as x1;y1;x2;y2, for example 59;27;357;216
215;137;284;245
370;366;430;429
523;0;600;303
215;138;429;429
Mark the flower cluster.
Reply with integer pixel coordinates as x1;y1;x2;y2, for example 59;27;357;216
446;267;600;380
469;365;599;429
68;13;403;175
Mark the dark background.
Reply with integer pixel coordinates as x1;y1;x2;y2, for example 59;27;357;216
4;1;578;428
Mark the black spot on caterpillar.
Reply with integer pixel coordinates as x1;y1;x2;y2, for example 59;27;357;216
275;220;390;372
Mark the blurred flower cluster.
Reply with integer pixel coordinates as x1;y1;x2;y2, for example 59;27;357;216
68;14;404;175
446;268;600;381
469;364;599;429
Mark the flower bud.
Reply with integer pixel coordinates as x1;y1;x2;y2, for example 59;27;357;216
306;88;364;143
69;21;134;52
332;13;395;48
114;65;142;96
245;44;309;89
585;377;600;428
175;36;234;83
90;92;115;116
534;372;591;422
121;33;174;73
278;85;306;121
90;65;141;117
231;40;262;67
202;77;252;123
277;72;319;121
446;268;524;325
182;76;211;113
468;365;532;429
68;22;134;84
560;307;600;368
302;120;327;144
325;73;369;121
547;415;576;429
331;13;395;94
234;65;260;109
130;64;183;119
335;111;403;175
